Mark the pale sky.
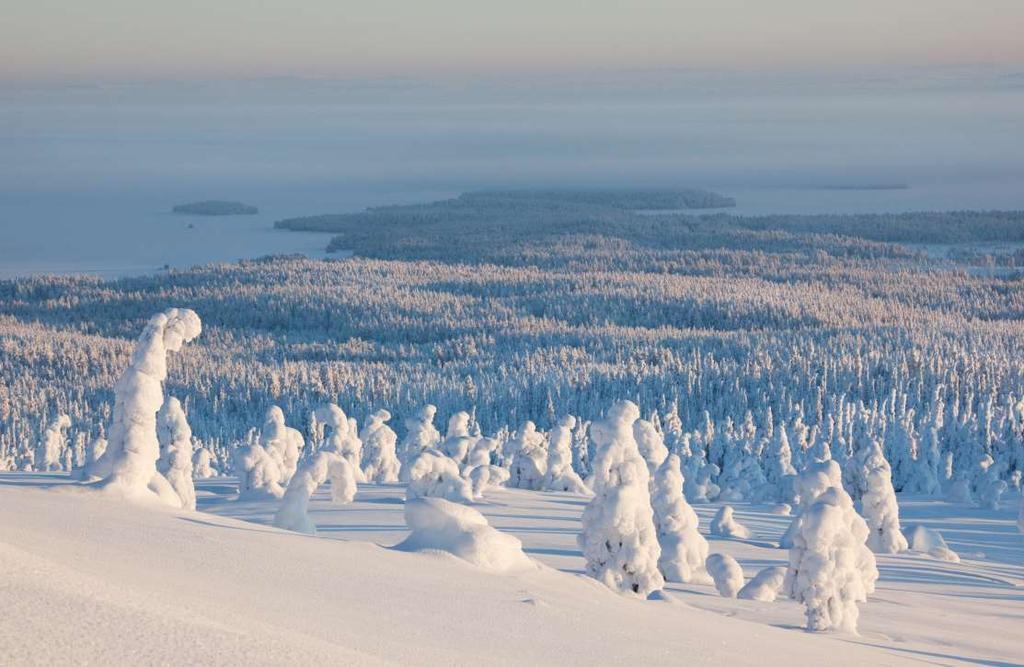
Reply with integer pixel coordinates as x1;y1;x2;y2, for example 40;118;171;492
3;0;1023;82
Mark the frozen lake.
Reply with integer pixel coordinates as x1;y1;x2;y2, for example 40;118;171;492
3;70;1023;278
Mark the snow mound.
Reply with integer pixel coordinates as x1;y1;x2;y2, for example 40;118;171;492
738;566;787;601
706;553;744;598
905;525;960;563
396;497;535;573
710;505;752;539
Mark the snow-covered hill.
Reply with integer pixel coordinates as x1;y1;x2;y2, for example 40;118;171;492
2;474;1020;665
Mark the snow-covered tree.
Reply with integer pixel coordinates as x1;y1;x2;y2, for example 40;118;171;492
854;439;907;553
440;411;476;465
399;405;442;474
577;400;664;597
273;451;357;535
765;422;797;503
405;449;473;503
706;553;744;598
192;447;217;478
466;436;500;470
95;308;201;506
651;454;710;583
35;414;71;472
784;486;878;633
468;464;510;499
156;397;196;510
359;409;401;483
738;566;787;601
543;415;590;494
710;505;752;539
508;421;548;490
260;406;305;485
634;417;668;477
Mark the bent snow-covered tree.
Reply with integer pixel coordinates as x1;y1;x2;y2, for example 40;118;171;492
651;454;710;583
578;400;664;597
273;451;357;535
95;308;201;507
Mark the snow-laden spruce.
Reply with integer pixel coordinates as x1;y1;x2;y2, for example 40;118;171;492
259;406;305;485
651;454;710;583
738;566;787;601
396;497;534;573
74;427;107;480
95;308;201;507
359;409;401;483
440;411;476;465
784;483;879;633
853;438;908;554
577;400;664;597
543;415;590;494
468;464;510;499
710;505;752;539
192;447;217;478
508;421;548;490
466;436;500;470
706;553;744;598
35;414;71;472
634;418;668;477
399;405;442;471
405;449;474;504
273;451;357;535
234;429;285;499
314;404;366;482
156;397;196;510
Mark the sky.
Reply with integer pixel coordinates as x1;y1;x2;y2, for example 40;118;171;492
3;1;1024;83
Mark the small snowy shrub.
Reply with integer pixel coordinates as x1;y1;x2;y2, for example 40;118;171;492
706;553;744;598
710;505;752;539
738;566;787;601
905;525;960;563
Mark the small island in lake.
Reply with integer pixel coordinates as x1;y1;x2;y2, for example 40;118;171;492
172;200;258;216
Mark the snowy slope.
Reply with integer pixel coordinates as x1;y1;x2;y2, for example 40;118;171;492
2;474;1020;665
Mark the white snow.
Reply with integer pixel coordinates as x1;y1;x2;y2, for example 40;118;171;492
396;497;535;573
710;505;753;539
3;477;959;666
706;553;745;598
737;566;787;602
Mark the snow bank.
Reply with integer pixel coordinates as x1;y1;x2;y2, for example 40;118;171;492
706;553;744;598
396;497;534;573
